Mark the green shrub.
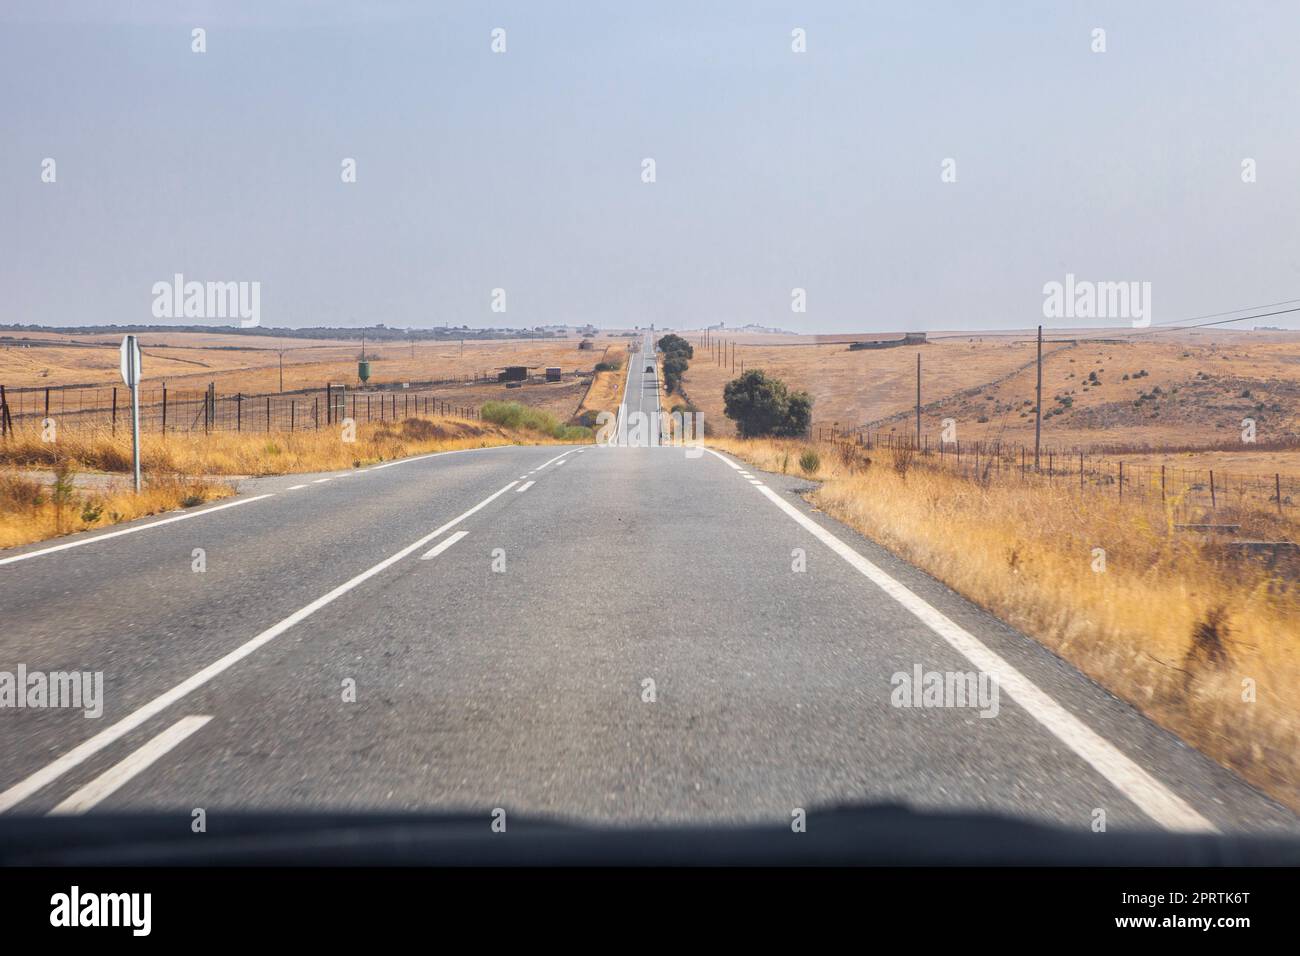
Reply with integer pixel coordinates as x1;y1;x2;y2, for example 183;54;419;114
481;401;592;441
799;449;820;475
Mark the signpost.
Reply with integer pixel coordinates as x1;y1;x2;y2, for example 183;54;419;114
120;335;143;492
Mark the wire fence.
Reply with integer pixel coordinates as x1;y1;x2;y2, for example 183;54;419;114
816;424;1296;520
0;379;502;436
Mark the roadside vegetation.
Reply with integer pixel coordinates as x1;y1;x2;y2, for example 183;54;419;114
710;433;1300;812
0;464;230;550
657;334;693;394
722;369;813;438
480;400;592;441
0;407;589;550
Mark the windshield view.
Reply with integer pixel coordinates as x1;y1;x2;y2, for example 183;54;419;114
1;0;1296;941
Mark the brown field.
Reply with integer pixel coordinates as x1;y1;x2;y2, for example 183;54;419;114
677;328;1300;460
711;434;1300;812
0;331;624;394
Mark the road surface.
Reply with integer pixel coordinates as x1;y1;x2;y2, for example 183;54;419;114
0;395;1295;833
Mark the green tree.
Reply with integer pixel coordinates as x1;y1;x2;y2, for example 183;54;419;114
656;334;693;360
662;354;688;394
723;369;812;437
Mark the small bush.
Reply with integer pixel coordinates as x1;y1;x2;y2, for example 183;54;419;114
480;401;591;441
0;471;45;510
80;499;104;525
799;449;820;475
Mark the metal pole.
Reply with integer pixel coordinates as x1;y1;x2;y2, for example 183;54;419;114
130;382;141;492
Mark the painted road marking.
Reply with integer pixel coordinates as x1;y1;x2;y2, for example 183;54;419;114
420;530;468;561
0;481;519;813
287;485;308;491
517;481;535;493
0;496;275;568
705;449;1215;834
48;716;213;816
311;478;332;484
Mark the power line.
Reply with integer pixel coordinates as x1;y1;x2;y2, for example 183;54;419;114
1149;296;1300;328
1138;304;1300;334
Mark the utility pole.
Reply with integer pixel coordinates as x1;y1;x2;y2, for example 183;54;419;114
915;352;921;450
1034;324;1043;470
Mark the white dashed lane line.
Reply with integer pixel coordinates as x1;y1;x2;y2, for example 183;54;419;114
420;530;469;561
47;716;213;816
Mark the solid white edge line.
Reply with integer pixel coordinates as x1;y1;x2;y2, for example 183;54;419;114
704;449;1216;834
0;480;519;814
420;530;468;560
47;716;213;816
516;480;535;493
0;495;275;568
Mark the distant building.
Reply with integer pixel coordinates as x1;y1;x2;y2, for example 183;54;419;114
545;367;562;382
578;339;594;350
848;332;927;351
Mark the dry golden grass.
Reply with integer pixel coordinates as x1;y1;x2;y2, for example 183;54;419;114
681;329;1300;455
0;466;232;550
578;345;630;419
0;412;573;479
0;411;584;550
710;434;1300;811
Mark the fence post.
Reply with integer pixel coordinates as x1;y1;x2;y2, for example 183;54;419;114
1209;470;1216;509
314;397;319;429
0;384;9;438
1118;461;1123;498
1160;465;1166;504
290;401;295;433
1277;474;1283;515
237;395;242;431
110;387;117;436
161;386;167;434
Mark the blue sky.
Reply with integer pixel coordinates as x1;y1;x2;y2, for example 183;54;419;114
3;1;1300;332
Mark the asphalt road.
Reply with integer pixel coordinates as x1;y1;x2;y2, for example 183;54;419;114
0;365;1296;833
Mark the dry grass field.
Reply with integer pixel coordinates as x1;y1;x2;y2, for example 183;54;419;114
678;329;1300;457
577;344;630;421
711;434;1300;812
0;410;581;550
0;330;624;394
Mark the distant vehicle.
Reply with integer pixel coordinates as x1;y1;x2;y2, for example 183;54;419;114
645;365;654;373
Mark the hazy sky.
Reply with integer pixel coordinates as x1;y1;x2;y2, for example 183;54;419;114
4;1;1300;333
